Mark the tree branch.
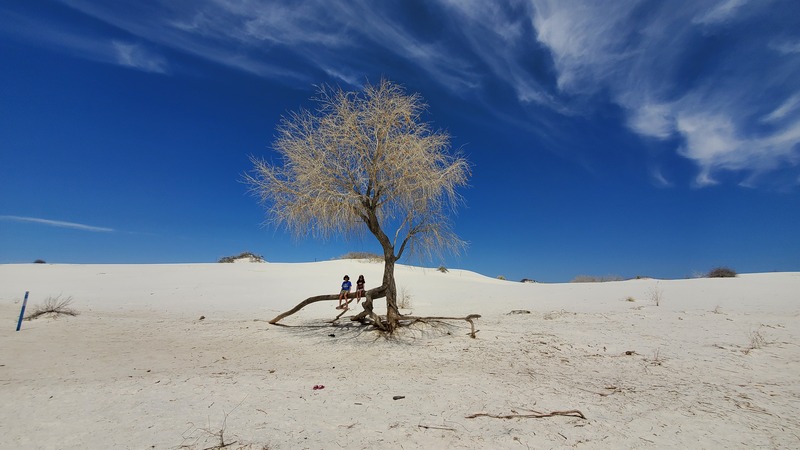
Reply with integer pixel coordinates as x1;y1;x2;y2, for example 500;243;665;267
269;287;386;325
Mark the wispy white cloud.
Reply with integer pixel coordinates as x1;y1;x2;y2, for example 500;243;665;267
527;0;800;187
628;102;675;140
650;166;673;188
59;0;478;93
319;65;362;89
0;216;114;232
692;0;749;25
762;94;800;123
0;9;168;74
771;39;800;55
21;0;796;188
111;41;168;74
436;0;568;110
531;1;638;94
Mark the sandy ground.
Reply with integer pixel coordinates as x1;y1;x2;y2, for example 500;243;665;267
1;262;799;449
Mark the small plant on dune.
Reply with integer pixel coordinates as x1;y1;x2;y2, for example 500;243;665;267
398;286;413;309
496;275;506;281
521;278;536;283
648;282;663;306
707;266;737;278
33;259;46;264
626;296;636;302
571;275;596;283
648;348;664;366
178;400;269;450
218;252;265;263
437;265;449;273
24;295;78;320
743;328;767;354
571;274;624;283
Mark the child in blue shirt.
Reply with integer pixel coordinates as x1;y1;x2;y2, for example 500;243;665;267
337;275;352;309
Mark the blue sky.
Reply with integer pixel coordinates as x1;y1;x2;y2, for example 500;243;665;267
2;0;799;282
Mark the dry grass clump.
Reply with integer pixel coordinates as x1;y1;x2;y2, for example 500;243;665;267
743;328;768;355
707;266;737;278
398;285;413;309
337;252;384;262
24;295;78;320
571;275;624;283
437;265;449;273
218;252;265;263
648;283;663;306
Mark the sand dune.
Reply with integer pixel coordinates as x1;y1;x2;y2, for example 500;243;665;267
2;262;799;449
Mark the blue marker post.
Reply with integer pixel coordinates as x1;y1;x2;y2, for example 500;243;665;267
16;291;29;331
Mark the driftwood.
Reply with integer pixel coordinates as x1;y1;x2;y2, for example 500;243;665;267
268;287;480;337
465;410;586;420
268;288;383;324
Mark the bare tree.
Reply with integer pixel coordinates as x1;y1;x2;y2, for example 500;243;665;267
245;79;471;333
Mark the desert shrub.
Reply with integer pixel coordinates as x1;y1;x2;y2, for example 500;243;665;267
520;278;536;283
24;295;78;320
707;266;737;278
496;275;506;280
218;252;265;263
437;265;449;273
337;252;384;262
571;275;624;283
33;259;46;264
571;275;596;283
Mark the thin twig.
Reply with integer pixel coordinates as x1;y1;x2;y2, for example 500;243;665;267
418;424;457;431
466;409;586;420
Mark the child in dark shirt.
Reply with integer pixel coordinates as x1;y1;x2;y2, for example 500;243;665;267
355;275;366;304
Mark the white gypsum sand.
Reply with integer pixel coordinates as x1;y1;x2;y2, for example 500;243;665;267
1;263;799;449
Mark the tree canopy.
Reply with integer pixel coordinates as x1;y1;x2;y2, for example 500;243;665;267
246;79;471;332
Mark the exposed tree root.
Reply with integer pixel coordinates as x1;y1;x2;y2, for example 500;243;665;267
401;315;481;338
465;410;587;420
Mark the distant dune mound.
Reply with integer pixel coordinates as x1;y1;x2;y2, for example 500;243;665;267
218;251;266;263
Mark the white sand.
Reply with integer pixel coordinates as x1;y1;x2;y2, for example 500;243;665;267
1;262;799;449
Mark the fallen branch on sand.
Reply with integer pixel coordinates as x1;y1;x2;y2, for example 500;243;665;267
268;287;480;337
466;410;586;420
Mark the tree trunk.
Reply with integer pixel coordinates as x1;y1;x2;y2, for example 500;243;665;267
382;256;401;332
